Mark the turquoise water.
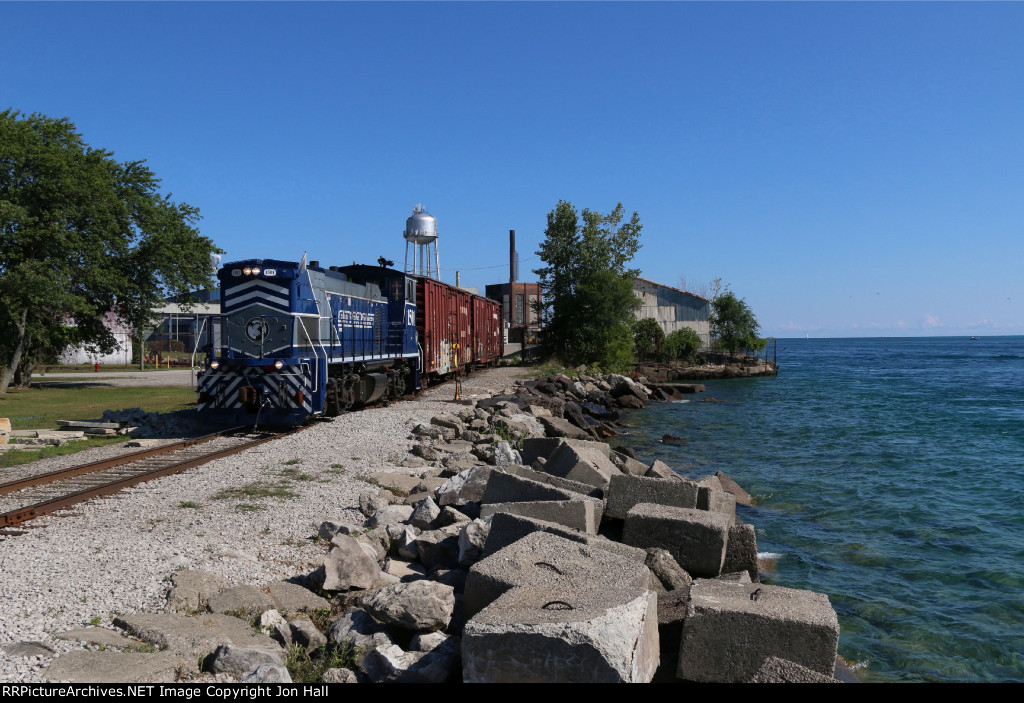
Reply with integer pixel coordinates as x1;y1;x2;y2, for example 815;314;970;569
615;336;1024;682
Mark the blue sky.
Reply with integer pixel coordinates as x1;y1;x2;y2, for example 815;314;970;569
5;1;1023;338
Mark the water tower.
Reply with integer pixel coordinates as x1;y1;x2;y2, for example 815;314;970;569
403;204;441;279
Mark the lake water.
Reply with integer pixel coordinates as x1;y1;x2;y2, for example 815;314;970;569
614;336;1024;682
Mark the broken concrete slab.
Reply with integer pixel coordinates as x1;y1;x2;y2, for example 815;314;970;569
44;650;187;683
678;580;840;683
55;628;138;648
604;474;699;520
206;584;276;616
463;586;659;683
113;613;281;662
622;503;730;578
715;470;755;506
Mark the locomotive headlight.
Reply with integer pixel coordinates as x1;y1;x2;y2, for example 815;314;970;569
251;267;261;276
242;267;252;276
273;360;284;370
209;360;220;370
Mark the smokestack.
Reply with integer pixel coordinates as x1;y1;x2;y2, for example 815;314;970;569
510;230;516;284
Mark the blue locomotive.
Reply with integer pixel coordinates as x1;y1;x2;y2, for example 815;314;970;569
197;258;420;424
196;258;504;424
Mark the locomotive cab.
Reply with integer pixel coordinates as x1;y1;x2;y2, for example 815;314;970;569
197;258;420;424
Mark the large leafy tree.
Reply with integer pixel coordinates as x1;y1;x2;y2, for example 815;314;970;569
534;201;642;369
711;290;765;354
0;110;220;393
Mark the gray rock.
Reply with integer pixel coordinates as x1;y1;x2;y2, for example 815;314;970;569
359;490;396;518
289;618;327;654
415;528;461;570
206;643;285;676
329;609;396;650
165;570;230;613
438;505;471;527
321;667;360;683
240;663;292;683
410;496;442;530
367;504;414;529
644;548;693;592
322;534;383;591
360;580;456;632
266;581;331;615
458;517;492;566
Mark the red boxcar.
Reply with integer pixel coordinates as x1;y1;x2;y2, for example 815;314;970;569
417;277;503;377
472;294;503;366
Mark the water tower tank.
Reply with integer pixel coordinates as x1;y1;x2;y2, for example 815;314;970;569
403;204;441;279
404;204;438;245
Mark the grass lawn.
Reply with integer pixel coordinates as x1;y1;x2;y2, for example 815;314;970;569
0;385;198;468
1;385;196;430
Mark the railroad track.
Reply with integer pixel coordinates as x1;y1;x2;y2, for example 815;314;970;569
0;427;301;532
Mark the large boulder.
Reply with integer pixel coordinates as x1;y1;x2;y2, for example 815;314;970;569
322;534;383;591
360;581;456;633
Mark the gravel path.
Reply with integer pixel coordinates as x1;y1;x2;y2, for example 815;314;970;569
0;366;530;682
30;370;198;388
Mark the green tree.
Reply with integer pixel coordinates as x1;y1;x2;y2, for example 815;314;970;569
0;110;221;393
534;201;642;370
663;327;702;363
711;290;765;354
632;318;665;361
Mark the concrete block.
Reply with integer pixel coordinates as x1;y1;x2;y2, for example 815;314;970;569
480;499;600;535
722;523;759;582
463;586;659;683
622;503;730;578
605;474;699;520
480;471;576;505
464;531;653;620
519;437;611;467
481;512;648;563
502;464;604;499
543;442;618;490
698;485;737;525
678;580;840;682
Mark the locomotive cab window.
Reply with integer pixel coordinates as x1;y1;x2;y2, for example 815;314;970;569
391;278;404;301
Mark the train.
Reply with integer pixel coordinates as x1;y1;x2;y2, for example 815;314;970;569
196;258;504;424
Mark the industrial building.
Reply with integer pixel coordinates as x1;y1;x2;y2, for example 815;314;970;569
633;277;711;349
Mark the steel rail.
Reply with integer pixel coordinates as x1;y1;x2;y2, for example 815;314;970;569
0;426;303;528
0;426;249;498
